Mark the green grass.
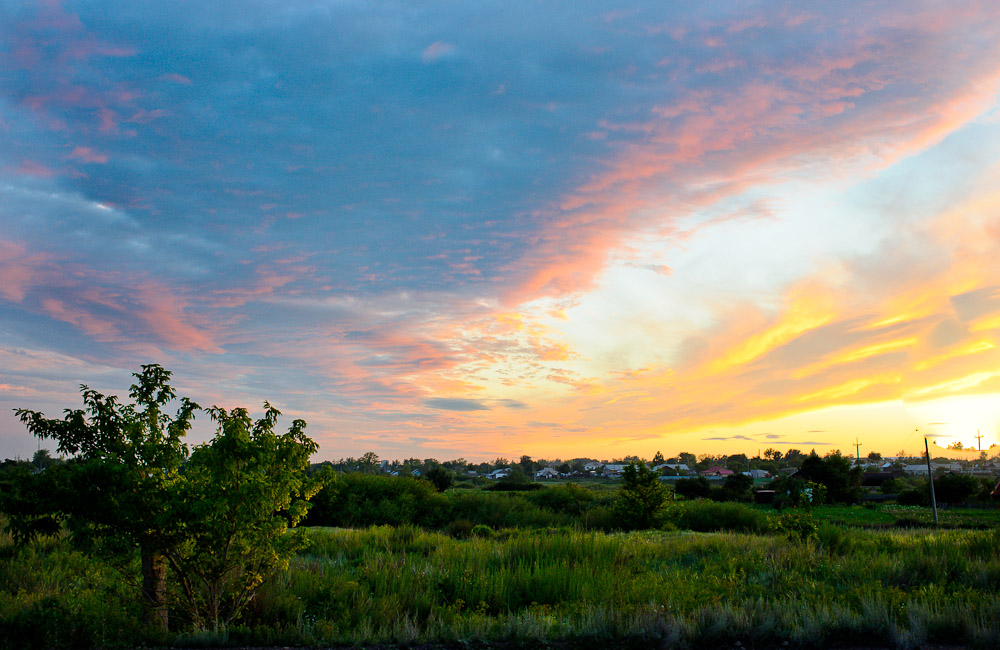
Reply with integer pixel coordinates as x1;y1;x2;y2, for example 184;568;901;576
4;520;1000;648
809;503;1000;529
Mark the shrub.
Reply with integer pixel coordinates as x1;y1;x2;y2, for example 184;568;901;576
613;462;669;530
934;473;980;504
674;476;713;499
446;491;569;528
771;512;818;542
471;524;494;539
670;501;768;533
304;473;449;528
445;519;474;539
525;483;594;515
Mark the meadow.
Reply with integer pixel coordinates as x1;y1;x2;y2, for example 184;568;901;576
3;502;1000;649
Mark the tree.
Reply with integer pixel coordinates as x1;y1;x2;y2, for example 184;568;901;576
678;451;696;467
867;451;882;462
763;448;782;462
2;365;323;632
933;472;980;504
167;404;321;628
7;365;197;631
31;448;61;471
796;450;862;504
425;466;454;492
674;476;712;499
614;462;669;529
652;450;665;465
358;451;380;473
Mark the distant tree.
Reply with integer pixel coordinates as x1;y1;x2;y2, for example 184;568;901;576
947;441;965;451
797;450;862;504
726;454;749;472
652;450;665;465
425;466;454;492
933;473;979;504
30;448;61;471
674;476;713;500
717;473;754;502
557;462;572;474
358;451;380;474
614;462;668;529
678;452;697;467
783;449;805;466
867;451;883;462
519;455;536;474
763;448;782;462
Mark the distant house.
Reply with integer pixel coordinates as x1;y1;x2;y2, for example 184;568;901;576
487;468;512;480
902;463;959;475
584;462;603;472
654;463;690;474
535;467;559;479
743;469;770;479
602;464;627;477
699;465;734;477
410;469;421;477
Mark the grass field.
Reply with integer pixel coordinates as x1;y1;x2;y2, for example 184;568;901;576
3;508;1000;649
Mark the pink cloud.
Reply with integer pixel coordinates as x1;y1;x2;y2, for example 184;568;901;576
97;107;120;133
16;159;57;178
133;281;224;354
159;72;192;85
41;297;121;340
0;241;49;302
496;4;1000;307
422;41;455;62
68;146;108;163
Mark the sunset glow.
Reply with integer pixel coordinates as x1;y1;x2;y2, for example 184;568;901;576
3;1;1000;461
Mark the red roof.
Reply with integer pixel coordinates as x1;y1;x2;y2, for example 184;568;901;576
699;465;734;476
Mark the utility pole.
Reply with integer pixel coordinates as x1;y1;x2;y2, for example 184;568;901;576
975;430;983;452
923;432;938;527
854;438;862;463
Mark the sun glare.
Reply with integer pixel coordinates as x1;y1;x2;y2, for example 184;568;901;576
904;393;1000;451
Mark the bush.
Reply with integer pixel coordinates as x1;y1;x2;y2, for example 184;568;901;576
445;519;474;539
471;524;494;539
304;473;449;528
525;483;594;515
670;501;768;533
934;473;980;504
771;512;818;542
614;462;669;530
447;490;569;528
675;476;713;499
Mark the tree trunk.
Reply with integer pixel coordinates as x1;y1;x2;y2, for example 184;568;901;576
141;549;169;632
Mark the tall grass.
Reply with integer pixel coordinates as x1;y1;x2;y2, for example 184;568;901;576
4;520;1000;648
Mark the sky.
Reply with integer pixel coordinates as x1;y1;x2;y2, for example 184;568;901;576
3;0;1000;463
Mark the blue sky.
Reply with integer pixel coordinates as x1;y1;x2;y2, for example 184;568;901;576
4;0;1000;461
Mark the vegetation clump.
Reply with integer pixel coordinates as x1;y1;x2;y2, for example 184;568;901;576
1;365;324;633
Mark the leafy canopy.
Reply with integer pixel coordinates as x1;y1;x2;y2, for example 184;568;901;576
2;365;324;632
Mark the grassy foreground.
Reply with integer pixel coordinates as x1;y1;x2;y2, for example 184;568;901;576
3;520;1000;649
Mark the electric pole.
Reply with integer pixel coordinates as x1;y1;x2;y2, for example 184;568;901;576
975;430;983;452
854;438;862;462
